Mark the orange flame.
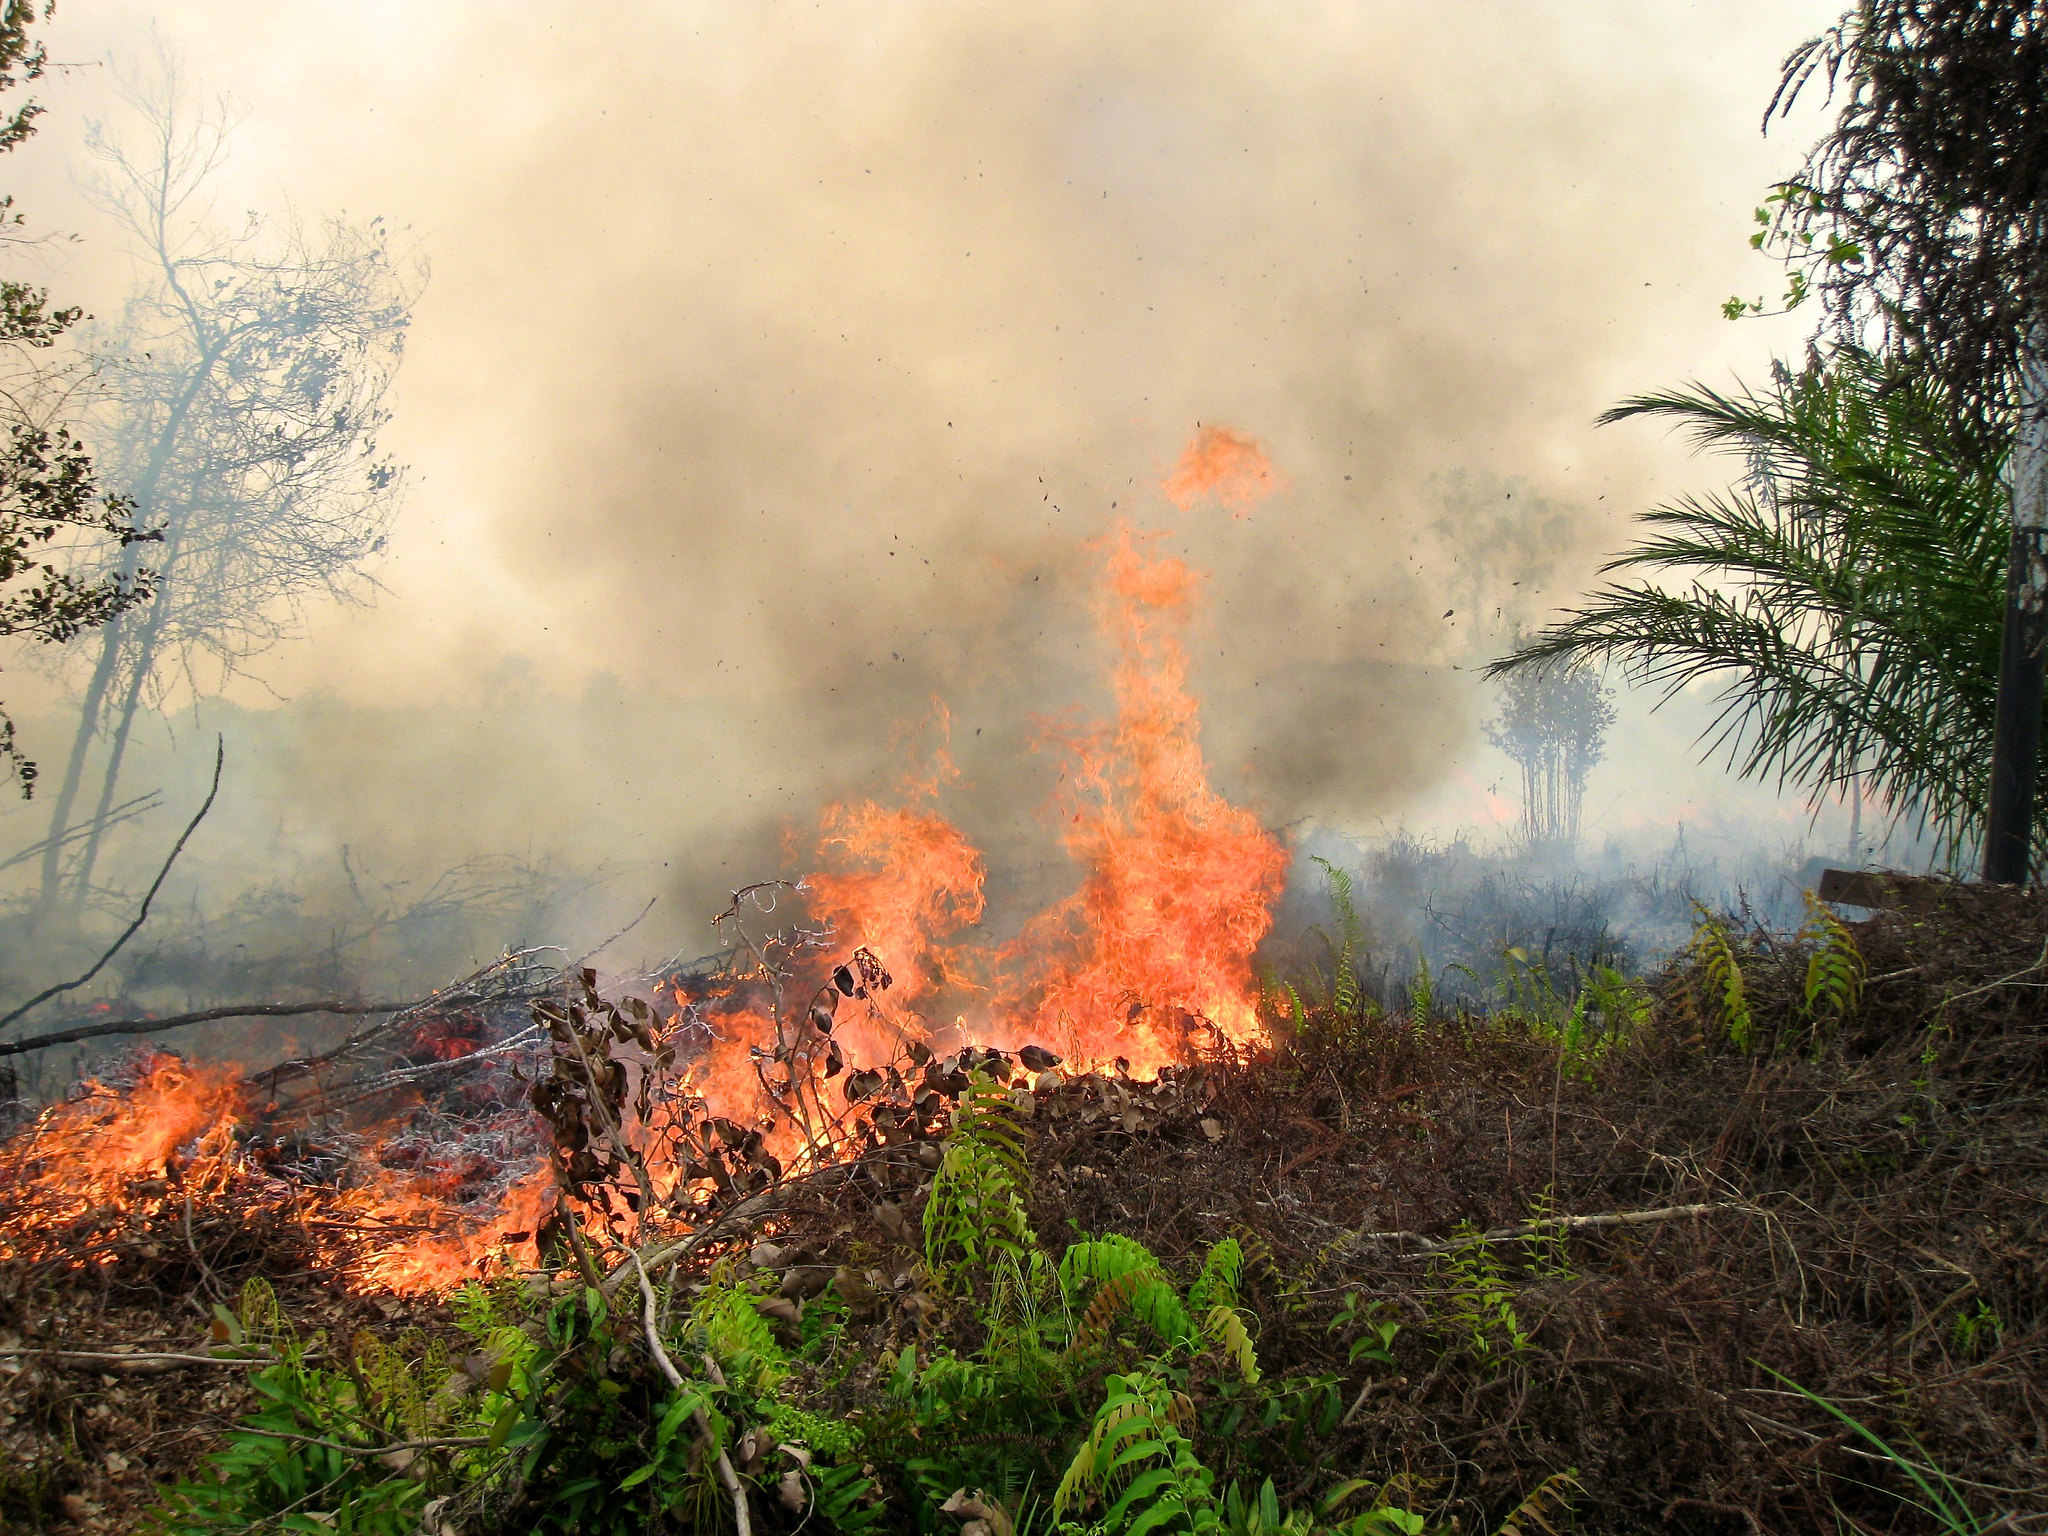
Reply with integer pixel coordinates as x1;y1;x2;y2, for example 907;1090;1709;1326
1001;523;1289;1070
807;711;988;1010
1161;425;1285;517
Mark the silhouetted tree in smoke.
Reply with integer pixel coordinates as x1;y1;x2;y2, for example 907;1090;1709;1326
1485;654;1613;855
1490;349;2007;864
34;49;421;917
0;3;157;797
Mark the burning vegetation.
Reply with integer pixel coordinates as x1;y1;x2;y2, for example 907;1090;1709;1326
0;429;2042;1536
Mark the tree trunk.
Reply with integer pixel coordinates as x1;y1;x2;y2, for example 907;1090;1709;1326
33;613;125;917
67;589;169;911
1984;315;2048;884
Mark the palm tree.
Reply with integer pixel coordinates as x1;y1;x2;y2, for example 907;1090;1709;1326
1488;348;2010;864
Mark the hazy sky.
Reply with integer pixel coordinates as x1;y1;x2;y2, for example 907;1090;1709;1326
0;2;1850;955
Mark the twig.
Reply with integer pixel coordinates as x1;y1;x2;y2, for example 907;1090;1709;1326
0;736;224;1033
0;790;161;876
224;1426;489;1456
573;896;658;967
1;1348;275;1370
1340;1201;1751;1258
1939;935;2048;1005
0;997;414;1060
184;1189;227;1303
558;1193;605;1290
628;1251;750;1536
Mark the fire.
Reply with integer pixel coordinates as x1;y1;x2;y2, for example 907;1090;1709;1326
1161;425;1284;517
1;424;1293;1297
807;715;988;1012
1001;523;1288;1070
797;430;1290;1074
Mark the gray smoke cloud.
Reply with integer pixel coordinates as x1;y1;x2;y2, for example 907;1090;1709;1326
0;1;1841;969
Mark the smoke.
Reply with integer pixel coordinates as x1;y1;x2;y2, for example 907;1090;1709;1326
0;1;1840;968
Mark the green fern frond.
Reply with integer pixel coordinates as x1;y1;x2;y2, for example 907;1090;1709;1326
1799;890;1865;1023
1053;1370;1221;1533
1187;1237;1244;1313
1689;903;1754;1050
236;1277;290;1352
925;1070;1035;1283
1202;1305;1260;1384
688;1260;787;1391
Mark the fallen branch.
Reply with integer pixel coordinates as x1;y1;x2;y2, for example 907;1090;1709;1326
0;998;415;1059
224;1426;490;1458
0;1348;275;1372
1342;1201;1753;1258
630;1251;750;1536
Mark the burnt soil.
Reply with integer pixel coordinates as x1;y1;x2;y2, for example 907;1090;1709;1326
3;893;2046;1535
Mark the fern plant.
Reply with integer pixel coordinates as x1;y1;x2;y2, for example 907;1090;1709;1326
1053;1369;1220;1535
147;1280;431;1536
1798;890;1865;1028
1310;856;1366;1018
1061;1234;1260;1383
688;1258;789;1391
1491;1469;1580;1536
1436;1225;1528;1363
925;1069;1035;1286
1689;904;1754;1051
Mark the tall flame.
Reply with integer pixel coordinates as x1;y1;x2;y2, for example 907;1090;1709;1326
999;523;1288;1070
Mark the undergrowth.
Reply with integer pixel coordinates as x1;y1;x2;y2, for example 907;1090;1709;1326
122;888;2042;1536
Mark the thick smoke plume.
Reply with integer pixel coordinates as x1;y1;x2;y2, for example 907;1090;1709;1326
0;2;1835;976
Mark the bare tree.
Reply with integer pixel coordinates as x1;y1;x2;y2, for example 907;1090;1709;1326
34;51;421;916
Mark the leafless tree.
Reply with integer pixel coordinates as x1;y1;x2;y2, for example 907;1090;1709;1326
32;49;421;917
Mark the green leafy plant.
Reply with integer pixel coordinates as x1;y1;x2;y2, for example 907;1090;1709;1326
1799;890;1865;1028
1491;1469;1580;1536
1435;1225;1528;1363
1408;957;1435;1030
1517;1191;1575;1283
147;1280;432;1536
1762;1367;1996;1536
926;1069;1036;1285
1310;856;1367;1018
1950;1301;2004;1360
1053;1369;1218;1534
1488;347;2011;859
1327;1292;1401;1372
1689;904;1754;1051
688;1259;789;1392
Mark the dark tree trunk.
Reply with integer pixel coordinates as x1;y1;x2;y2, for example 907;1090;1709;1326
1985;318;2048;884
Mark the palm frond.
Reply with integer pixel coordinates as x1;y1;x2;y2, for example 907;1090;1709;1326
1493;347;2009;861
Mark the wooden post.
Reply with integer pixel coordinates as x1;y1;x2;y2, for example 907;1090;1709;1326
1984;316;2048;885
